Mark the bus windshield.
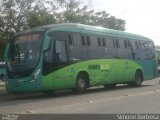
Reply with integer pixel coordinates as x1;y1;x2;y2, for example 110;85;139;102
7;32;43;78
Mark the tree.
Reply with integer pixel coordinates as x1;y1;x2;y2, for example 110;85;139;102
0;0;35;37
27;0;61;27
0;37;6;59
0;0;34;58
0;0;126;58
56;0;125;30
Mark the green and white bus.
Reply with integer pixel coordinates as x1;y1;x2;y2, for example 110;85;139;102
4;23;158;94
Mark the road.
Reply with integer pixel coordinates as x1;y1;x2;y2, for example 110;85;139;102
0;79;160;114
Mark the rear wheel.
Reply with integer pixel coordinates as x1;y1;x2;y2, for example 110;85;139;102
134;71;143;87
75;74;87;93
128;70;143;87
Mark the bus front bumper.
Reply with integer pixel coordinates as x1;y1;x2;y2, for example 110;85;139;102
5;79;42;93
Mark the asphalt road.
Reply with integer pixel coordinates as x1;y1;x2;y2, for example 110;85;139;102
0;78;160;114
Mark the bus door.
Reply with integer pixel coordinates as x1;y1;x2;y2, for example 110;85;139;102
53;40;72;89
55;40;67;62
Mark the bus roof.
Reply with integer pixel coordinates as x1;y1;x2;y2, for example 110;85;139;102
28;23;151;42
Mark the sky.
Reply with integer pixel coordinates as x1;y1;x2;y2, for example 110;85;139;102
86;0;160;45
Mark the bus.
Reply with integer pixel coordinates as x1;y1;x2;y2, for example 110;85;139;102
4;23;158;94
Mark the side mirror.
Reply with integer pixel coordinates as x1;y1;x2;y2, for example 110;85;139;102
4;43;10;59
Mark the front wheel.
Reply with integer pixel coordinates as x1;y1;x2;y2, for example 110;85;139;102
75;74;87;93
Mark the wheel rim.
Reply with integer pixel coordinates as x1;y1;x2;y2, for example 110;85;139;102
137;76;141;84
136;72;142;86
78;79;85;88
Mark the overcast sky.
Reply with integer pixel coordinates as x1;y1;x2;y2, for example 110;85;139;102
86;0;160;45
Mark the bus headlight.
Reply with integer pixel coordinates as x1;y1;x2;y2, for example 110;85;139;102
30;69;41;82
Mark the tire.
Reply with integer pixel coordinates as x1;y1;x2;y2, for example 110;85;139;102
75;74;87;93
130;70;143;87
103;84;116;89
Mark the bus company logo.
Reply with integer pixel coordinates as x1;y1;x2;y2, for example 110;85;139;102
88;64;110;70
88;64;100;70
2;114;19;120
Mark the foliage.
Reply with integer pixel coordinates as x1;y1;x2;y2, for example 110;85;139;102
0;0;126;58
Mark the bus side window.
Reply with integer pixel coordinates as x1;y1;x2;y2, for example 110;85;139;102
147;42;155;59
127;40;131;47
118;39;123;48
97;37;101;46
139;42;142;49
135;41;138;49
135;41;147;59
124;40;127;48
102;38;106;47
81;36;85;46
87;36;91;46
113;39;116;48
113;39;119;48
145;42;151;59
130;40;136;59
107;38;113;48
89;36;96;46
116;39;119;48
141;42;147;58
55;40;67;62
69;34;74;45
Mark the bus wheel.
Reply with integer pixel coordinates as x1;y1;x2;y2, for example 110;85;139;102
75;74;87;93
103;84;116;89
133;70;143;87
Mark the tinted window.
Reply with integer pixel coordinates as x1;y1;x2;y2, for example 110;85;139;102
81;36;85;46
135;42;139;49
128;40;131;47
55;40;67;62
124;40;127;48
87;36;91;46
116;39;119;48
69;34;73;45
113;39;119;48
102;38;106;47
113;39;116;48
98;37;101;46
